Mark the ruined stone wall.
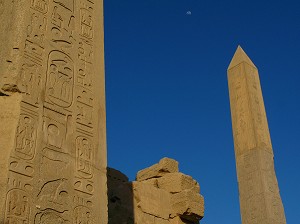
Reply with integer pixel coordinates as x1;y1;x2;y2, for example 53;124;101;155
0;0;107;223
108;158;204;224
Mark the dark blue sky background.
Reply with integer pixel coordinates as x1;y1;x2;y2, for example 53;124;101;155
104;0;300;223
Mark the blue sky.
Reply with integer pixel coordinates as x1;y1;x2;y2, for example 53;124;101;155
104;0;300;223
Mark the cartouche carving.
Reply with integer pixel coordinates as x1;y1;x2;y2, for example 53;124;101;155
0;0;106;222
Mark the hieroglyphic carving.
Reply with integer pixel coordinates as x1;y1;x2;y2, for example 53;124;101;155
78;39;93;63
27;13;47;49
76;136;93;179
42;108;67;149
80;3;93;39
45;51;74;108
228;46;286;224
50;0;75;50
228;66;256;156
15;113;37;160
74;205;93;224
76;96;93;129
34;209;70;224
5;189;31;223
74;178;94;196
37;178;68;204
77;60;92;89
1;0;105;222
4;106;36;223
31;0;49;14
9;158;35;178
237;149;286;224
19;59;42;105
72;2;96;218
244;65;272;150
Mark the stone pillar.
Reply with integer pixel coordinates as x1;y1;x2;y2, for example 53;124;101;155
0;0;107;223
227;46;286;224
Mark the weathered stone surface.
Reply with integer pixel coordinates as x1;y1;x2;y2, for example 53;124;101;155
134;210;155;224
108;167;129;183
0;94;22;218
228;46;286;224
133;181;171;220
109;159;204;224
137;157;179;181
141;178;159;187
157;173;200;193
108;168;134;224
170;216;193;224
0;1;107;223
155;217;170;224
171;190;204;222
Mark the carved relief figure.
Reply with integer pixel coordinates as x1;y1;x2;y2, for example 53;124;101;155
15;114;37;160
74;180;94;195
50;4;75;48
80;7;93;39
46;51;74;107
37;178;68;204
27;13;47;48
47;124;63;148
20;61;41;105
40;148;69;178
35;209;70;224
5;189;30;223
74;206;92;224
76;103;93;128
78;40;93;63
76;136;93;178
31;0;49;14
54;0;74;12
77;60;92;89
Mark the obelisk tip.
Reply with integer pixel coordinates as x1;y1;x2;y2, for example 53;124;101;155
228;45;257;70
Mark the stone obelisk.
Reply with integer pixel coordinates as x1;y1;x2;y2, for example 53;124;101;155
0;0;107;223
227;46;286;224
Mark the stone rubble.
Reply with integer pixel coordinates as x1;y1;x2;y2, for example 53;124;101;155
108;157;204;224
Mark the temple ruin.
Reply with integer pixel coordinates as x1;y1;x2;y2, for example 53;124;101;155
0;1;287;224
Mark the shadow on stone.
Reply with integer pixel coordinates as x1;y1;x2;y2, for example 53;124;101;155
107;158;204;224
107;167;134;224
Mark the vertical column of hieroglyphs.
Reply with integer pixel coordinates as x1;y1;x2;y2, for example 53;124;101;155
227;46;286;224
1;0;45;223
0;0;107;223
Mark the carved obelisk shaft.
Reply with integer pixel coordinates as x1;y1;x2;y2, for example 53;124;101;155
0;0;107;223
227;46;286;224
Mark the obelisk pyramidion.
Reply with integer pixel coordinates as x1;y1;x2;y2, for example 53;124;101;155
227;46;286;224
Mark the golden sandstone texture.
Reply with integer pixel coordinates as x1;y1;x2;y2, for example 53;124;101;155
0;0;107;223
227;46;286;224
108;158;204;224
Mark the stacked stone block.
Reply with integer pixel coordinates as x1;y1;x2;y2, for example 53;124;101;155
108;158;204;224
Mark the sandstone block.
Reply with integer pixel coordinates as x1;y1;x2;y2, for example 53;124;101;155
157;173;200;193
171;190;204;222
137;157;179;181
170;216;193;224
0;0;107;223
155;217;170;224
135;210;155;224
133;181;171;219
141;178;159;187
